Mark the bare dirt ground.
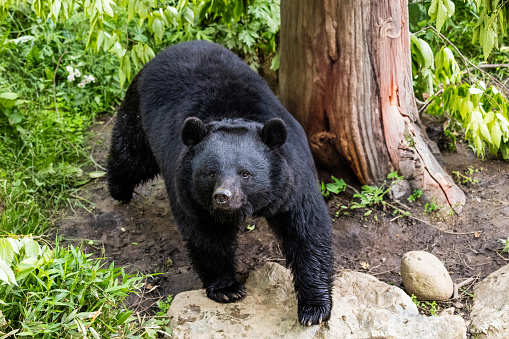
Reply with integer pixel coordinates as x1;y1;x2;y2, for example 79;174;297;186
55;113;509;326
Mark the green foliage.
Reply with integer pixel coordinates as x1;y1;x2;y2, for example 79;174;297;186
0;12;122;234
411;37;509;159
320;176;347;198
410;1;509;160
156;295;173;316
350;172;403;210
0;236;168;337
500;237;509;253
330;172;411;220
150;295;173;336
424;201;440;215
411;294;439;316
1;0;280;88
427;0;509;60
411;34;435;96
408;189;423;203
452;166;480;184
428;0;456;34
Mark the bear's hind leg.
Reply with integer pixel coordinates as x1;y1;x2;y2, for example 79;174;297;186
107;76;160;203
107;120;159;203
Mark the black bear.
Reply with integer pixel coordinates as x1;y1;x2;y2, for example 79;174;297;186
107;40;333;326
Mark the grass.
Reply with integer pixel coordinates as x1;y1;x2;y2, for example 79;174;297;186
0;12;123;234
0;235;170;338
411;294;440;317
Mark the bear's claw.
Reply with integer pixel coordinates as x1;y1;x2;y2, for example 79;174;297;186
207;281;246;304
298;303;331;326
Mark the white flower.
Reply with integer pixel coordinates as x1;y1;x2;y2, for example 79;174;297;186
88;75;95;83
74;69;81;77
83;78;90;84
66;66;73;73
67;74;75;82
78;82;85;88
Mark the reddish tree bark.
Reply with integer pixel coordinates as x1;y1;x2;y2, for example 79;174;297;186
279;0;465;211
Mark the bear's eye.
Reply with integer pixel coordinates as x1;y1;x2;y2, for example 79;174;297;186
240;171;250;179
208;172;216;179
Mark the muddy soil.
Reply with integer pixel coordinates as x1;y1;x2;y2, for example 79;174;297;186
56;114;509;324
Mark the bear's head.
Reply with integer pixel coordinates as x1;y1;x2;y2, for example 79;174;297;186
182;117;287;223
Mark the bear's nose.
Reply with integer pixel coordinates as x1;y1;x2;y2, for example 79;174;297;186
213;189;232;205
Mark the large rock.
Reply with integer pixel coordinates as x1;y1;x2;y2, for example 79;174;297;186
168;262;466;339
400;251;454;301
471;264;509;338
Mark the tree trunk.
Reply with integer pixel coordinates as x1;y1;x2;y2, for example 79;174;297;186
279;0;465;212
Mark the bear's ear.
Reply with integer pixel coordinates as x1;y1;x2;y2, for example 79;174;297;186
260;118;287;149
182;117;207;147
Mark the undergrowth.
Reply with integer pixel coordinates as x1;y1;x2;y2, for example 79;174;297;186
410;1;509;159
0;12;122;234
0;236;169;338
321;172;413;221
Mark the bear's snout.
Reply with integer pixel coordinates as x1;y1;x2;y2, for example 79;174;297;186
214;189;231;205
212;186;242;211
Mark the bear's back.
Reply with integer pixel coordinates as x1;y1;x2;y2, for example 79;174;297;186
139;40;277;125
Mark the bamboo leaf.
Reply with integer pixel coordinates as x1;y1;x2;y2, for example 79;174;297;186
444;0;455;17
96;30;104;52
102;0;114;17
20;237;40;259
127;0;135;22
480;124;492;143
151;18;164;42
484;111;495;124
490;123;502;148
483;29;496;59
419;38;434;69
0;239;14;264
7;238;20;254
436;0;448;33
469;87;483;95
0;260;16;285
428;0;439;19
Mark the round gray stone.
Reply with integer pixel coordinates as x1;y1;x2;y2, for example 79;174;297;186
401;251;453;301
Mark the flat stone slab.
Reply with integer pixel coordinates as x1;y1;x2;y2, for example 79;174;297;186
471;264;509;338
168;262;466;339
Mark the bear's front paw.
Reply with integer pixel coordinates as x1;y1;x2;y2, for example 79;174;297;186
108;183;134;204
206;281;246;303
298;302;332;326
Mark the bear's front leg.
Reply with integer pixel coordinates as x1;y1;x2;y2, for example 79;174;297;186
183;224;246;303
267;196;334;326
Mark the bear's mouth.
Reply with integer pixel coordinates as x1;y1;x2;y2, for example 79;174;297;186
211;207;248;224
210;201;251;224
212;201;243;211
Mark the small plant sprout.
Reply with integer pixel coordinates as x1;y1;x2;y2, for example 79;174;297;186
246;224;256;231
320;176;347;197
500;237;509;253
411;294;439;316
452;166;480;185
408;189;423;202
424;202;440;215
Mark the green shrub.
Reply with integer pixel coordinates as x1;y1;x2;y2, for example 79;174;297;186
0;236;168;338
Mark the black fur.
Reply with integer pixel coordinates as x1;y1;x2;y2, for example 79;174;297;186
107;41;334;326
